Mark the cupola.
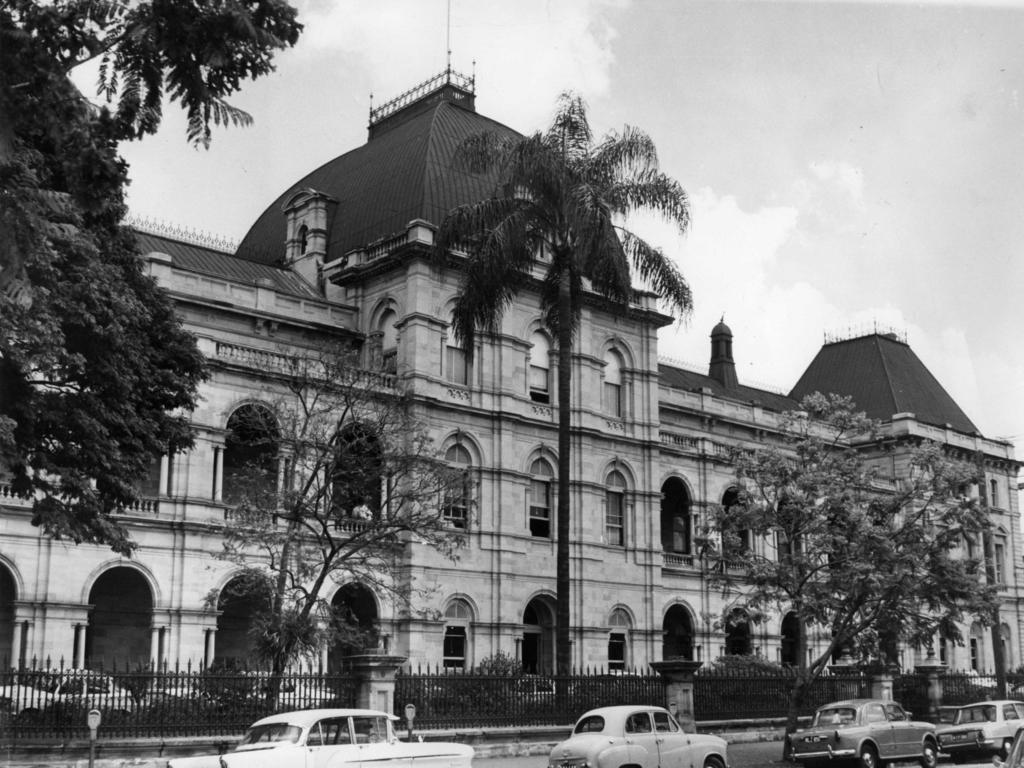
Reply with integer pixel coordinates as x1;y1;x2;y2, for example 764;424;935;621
709;317;738;388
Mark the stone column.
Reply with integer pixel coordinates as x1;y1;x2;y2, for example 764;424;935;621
346;654;407;715
74;625;86;669
865;663;900;701
915;660;947;722
650;659;703;732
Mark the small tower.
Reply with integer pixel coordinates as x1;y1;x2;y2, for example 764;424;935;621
709;317;738;388
282;187;338;290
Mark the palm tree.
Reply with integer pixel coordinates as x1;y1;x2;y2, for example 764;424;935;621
436;92;693;674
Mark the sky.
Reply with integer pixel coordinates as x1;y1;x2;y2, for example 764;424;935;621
89;0;1024;457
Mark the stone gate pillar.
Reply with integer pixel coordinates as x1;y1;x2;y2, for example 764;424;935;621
865;663;899;701
650;659;703;733
345;654;407;715
915;659;947;722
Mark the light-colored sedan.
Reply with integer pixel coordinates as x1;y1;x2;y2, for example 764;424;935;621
937;700;1024;761
167;708;474;768
790;699;937;768
548;705;728;768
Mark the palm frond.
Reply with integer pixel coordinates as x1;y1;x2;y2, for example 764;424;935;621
546;91;592;166
590;125;659;182
605;170;691;233
618;229;693;318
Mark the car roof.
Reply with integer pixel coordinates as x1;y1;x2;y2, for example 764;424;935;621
579;705;668;719
818;699;902;708
250;709;398;729
955;700;1024;707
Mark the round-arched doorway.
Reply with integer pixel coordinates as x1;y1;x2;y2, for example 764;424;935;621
86;567;153;669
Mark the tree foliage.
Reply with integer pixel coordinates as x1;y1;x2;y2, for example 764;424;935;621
705;392;999;744
210;344;467;681
435;91;693;673
0;1;301;553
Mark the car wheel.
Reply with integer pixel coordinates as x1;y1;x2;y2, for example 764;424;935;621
703;756;726;768
1000;740;1014;760
859;743;880;768
920;740;938;768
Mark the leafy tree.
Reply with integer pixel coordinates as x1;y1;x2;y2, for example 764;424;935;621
0;1;301;553
705;392;998;752
210;344;467;696
435;92;693;673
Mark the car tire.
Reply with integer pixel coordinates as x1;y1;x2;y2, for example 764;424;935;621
859;743;880;768
920;740;938;768
1000;739;1014;760
703;756;726;768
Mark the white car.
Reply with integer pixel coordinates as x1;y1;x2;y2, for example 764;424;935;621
548;705;728;768
0;670;133;720
167;708;474;768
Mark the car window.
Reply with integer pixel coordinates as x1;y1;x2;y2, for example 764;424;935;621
626;712;653;734
863;704;887;724
1016;705;1024;720
815;707;857;726
574;715;605;734
352;716;388;744
884;704;907;722
1005;705;1019;722
239;723;302;746
86;677;109;694
309;718;351;746
653;711;679;732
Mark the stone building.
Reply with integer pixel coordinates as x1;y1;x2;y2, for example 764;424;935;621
1;70;1019;674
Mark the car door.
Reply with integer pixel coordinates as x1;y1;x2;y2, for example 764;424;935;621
863;703;895;760
652;709;692;768
624;711;661;768
308;716;354;768
884;703;916;758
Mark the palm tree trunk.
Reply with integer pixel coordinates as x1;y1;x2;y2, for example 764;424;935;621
556;270;572;675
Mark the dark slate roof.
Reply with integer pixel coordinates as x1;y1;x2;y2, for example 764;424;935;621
789;333;979;434
659;363;799;413
134;230;321;299
237;93;522;264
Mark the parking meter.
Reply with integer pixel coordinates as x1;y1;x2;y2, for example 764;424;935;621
87;709;101;768
404;703;416;740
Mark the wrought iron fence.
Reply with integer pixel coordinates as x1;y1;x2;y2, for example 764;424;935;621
393;665;662;729
693;666;867;721
0;657;356;743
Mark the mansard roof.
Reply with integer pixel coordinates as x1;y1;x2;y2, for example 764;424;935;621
658;362;799;413
237;88;521;264
134;230;321;299
789;332;979;435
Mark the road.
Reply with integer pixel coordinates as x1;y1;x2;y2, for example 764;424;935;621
476;741;993;768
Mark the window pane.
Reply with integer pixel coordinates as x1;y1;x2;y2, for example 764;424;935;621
447;346;467;385
606;491;624;546
443;626;466;669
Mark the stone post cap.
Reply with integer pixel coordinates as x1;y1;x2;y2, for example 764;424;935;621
650;659;704;678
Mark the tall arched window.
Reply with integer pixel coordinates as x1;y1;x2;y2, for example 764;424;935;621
528;458;554;538
443;444;473;529
298;224;309;254
662;604;694;660
529;332;551;404
725;608;752;656
604;349;624;417
660;477;691;555
781;612;800;666
443;598;473;669
378;309;398;374
522;597;555;674
721;488;750;560
331;423;383;518
608;608;631;671
605;470;627;547
223;404;279;506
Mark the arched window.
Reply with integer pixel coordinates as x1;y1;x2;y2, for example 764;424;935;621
528;458;554;538
781;612;800;666
660;478;691;555
378;309;398;374
604;349;624;417
223;404;279;506
608;608;631;671
329;583;379;671
443;444;473;529
605;470;627;547
298;224;309;254
443;598;473;669
529;332;551;404
331;423;383;518
522;597;555;674
724;608;752;656
721;488;750;560
662;605;694;660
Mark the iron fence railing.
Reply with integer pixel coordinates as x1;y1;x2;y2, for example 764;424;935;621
393;666;662;729
0;659;356;743
694;666;867;721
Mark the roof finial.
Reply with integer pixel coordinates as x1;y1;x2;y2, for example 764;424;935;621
446;0;452;75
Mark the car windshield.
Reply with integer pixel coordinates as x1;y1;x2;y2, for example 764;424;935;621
237;723;302;747
814;707;857;726
574;715;606;734
956;705;998;724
